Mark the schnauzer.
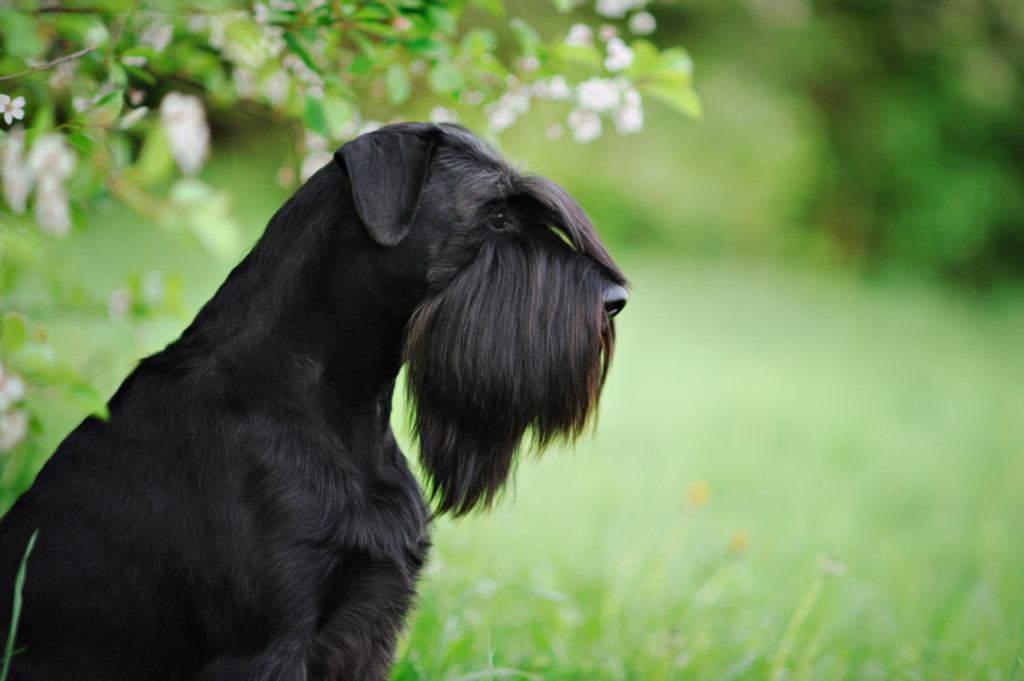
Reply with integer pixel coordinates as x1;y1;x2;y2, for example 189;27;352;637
0;123;627;680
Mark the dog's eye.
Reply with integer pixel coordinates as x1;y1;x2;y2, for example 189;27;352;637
488;211;510;230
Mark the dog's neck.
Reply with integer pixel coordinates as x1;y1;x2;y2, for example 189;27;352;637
147;168;413;470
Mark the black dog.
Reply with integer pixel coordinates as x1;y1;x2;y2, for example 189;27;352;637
0;123;627;680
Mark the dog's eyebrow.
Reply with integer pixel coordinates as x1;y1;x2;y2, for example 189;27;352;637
512;175;627;284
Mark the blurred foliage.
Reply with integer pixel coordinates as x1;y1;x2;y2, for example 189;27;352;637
0;0;698;503
657;0;1024;283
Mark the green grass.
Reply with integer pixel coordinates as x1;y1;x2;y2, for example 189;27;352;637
389;258;1024;680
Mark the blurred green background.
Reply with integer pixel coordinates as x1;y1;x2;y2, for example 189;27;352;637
4;0;1024;679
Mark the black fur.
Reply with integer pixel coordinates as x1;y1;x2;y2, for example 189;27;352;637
0;123;626;680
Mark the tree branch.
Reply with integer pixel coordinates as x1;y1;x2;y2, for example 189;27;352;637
0;45;98;83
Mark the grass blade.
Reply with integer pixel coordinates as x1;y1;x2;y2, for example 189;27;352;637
0;529;38;681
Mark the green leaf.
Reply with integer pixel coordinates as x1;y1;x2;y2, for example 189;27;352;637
624;39;662;78
303;96;329;137
0;11;47;59
425;7;458;36
348;54;374;76
509;18;541;56
321;95;356;138
641;75;703;119
349;7;390;21
468;0;505;14
83;89;125;127
64;383;110;420
349;30;379;60
460;28;498;56
7;343;57;378
283;31;315;70
131;123;173;186
552;43;601;67
1;314;27;356
222;18;265;68
428;62;466;94
385;64;411;105
169;178;213;205
660;46;695;76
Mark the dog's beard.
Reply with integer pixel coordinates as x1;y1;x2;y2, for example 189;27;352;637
402;239;615;516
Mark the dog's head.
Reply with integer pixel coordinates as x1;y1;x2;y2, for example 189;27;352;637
335;123;627;516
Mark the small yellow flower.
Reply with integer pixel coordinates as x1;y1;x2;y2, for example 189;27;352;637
686;480;712;508
729;529;750;554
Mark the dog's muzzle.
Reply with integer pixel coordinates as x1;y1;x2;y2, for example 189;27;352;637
603;284;628;317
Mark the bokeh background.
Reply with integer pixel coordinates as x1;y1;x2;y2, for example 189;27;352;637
2;1;1024;679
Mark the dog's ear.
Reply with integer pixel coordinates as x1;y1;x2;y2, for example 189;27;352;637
335;130;436;247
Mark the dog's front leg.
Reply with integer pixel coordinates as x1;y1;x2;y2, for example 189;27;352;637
195;640;309;681
304;555;422;681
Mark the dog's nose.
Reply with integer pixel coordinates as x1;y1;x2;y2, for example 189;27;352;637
603;284;628;317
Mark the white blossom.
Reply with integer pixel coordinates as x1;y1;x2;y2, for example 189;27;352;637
464;90;485;106
596;0;628;18
356;120;383;135
533;75;571;100
270;0;297;10
260;26;287;58
141;271;165;304
614;88;644;134
27;134;76;181
284;55;323;87
568;108;602;144
604;37;635;72
234;68;256;99
500;87;531;115
305;129;328;152
34;177;72;235
518;56;540;72
49;61;76;90
128;89;145;106
0;94;26;126
262;70;290;106
0;362;26;411
140;19;173;53
1;125;29;214
337;114;361;140
119;106;149;129
597;0;647;19
629;11;657;35
207;14;230;49
564;24;593;48
122;56;148;68
253;3;271;23
26;133;76;234
577;77;621;112
160;92;210;176
0;408;28;452
485;103;516;133
107;286;132;320
429;106;458;124
546;123;563;140
300;150;332;182
598;25;618;42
